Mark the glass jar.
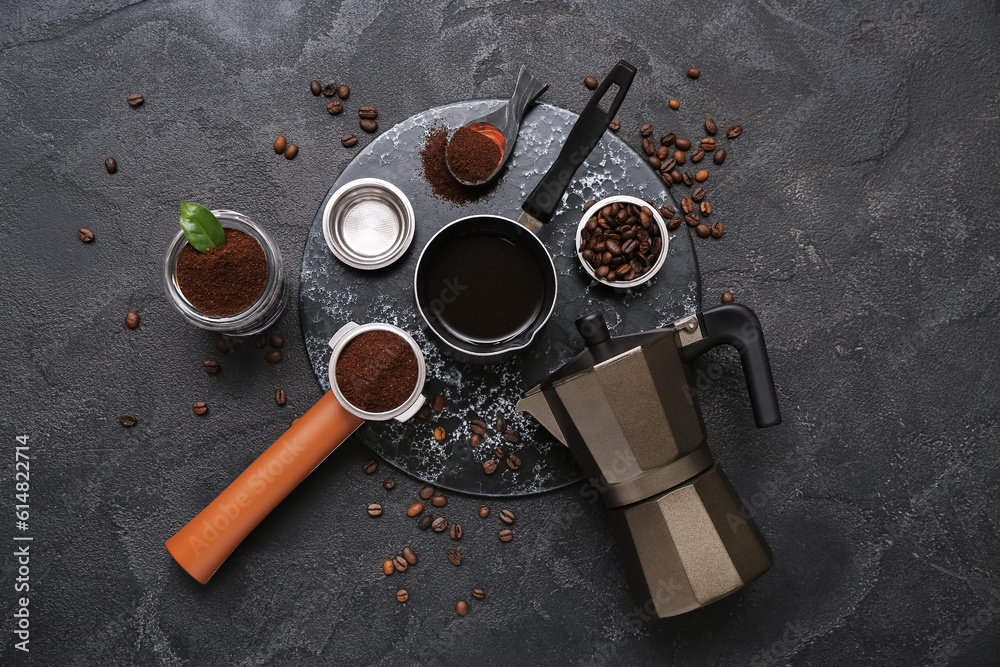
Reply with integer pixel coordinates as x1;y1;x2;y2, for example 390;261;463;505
163;210;286;336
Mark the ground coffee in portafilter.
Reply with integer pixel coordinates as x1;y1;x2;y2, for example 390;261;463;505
335;331;419;413
446;126;502;183
176;228;268;316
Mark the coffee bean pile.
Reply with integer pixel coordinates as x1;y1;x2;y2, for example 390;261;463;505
578;200;664;284
308;77;380;146
469;414;524;475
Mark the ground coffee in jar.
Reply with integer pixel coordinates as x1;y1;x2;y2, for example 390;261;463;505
176;228;268;316
446;126;502;183
335;331;418;413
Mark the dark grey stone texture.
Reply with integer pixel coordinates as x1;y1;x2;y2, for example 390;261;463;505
0;1;997;665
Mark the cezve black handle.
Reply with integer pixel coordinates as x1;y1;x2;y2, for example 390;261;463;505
681;304;782;428
521;60;637;224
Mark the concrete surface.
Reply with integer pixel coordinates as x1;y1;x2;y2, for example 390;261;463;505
0;1;997;665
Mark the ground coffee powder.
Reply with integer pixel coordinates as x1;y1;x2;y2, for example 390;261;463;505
446;126;502;183
176;228;268;316
336;330;419;413
419;125;495;206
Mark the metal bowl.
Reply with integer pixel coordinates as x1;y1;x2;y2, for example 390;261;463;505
322;178;415;270
576;195;669;289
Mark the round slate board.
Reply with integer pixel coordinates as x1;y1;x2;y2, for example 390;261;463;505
300;100;701;497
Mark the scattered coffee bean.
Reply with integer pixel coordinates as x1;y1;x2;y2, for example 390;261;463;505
691;148;705;163
431;494;448;508
673;150;686;165
360;118;378;133
608;118;621;132
215;337;230;353
368;503;383;517
430;394;446;412
275;389;287;406
119;413;137;427
125;311;140;329
714;148;727;165
675;137;692;151
383;560;395;575
656;146;670;161
659;158;676;173
447;548;462;566
192;402;208;416
284;144;299;160
721;290;735;304
681;197;694;214
667;216;682;231
669;99;680;110
499;509;516;525
105;157;118;174
726;124;743;139
711;221;725;239
417;514;433;530
499;529;514;542
337;84;350;99
323;82;337;97
290;416;300;426
341;134;358;148
642;136;655;156
77;228;94;243
273;136;287;154
687;68;700;79
701;138;716;151
661;132;676;147
416;404;432;419
402;546;418;565
326;100;343;115
700;201;712;216
506;453;522;471
483;459;498;475
393;555;408;572
406;502;424;517
647;156;661;170
695;169;709;182
203;360;220;375
127;93;144;107
503;429;520;443
433;426;446;441
265;350;283;364
450;523;463;540
396;589;408;602
705;118;717;135
696;223;711;238
309;79;322;96
691;187;706;202
471;433;481;447
640;123;654;137
685;213;700;227
418;485;435;500
470;419;487;434
270;335;284;349
494;446;506;460
456;600;469;616
478;506;491;518
584;75;599;89
383;477;396;490
364;459;379;475
358;106;378;119
682;172;694;186
254;333;266;348
669;169;682;183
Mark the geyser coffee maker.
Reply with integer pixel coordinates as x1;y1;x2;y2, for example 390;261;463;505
517;303;781;617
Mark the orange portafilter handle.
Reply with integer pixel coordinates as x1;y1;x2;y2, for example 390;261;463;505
166;390;364;584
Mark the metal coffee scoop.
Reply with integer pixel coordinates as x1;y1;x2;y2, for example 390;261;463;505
445;65;548;186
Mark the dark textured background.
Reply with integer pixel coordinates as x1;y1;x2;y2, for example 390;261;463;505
1;1;998;665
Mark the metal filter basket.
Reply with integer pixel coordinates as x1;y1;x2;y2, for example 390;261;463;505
323;178;415;270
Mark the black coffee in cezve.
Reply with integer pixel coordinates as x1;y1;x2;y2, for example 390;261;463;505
422;233;545;345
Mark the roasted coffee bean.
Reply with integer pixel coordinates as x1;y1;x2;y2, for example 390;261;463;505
656;146;670;160
621;239;638;255
341;134;358;148
337;84;350;99
447;548;463;566
403;546;418;564
393;556;408;572
431;494;448;508
470;433;481;447
127;93;144;107
584;75;599;89
673;150;686;165
450;523;463;540
416;404;431;419
290;416;300;426
700;201;712;216
659;158;676;173
284;144;299;160
254;333;266;348
695;169;709;182
661;132;676;147
119;413;137;427
681;172;694;186
647;156;661;170
667;216;683;231
499;529;514;542
696;223;712;238
721;290;735;304
192;402;208;416
681;197;694;214
483;459;498;474
203;360;220;375
433;426;446;441
502;429;520;443
396;589;408;602
608;118;621;132
215;337;231;353
274;389;287;406
691;148;705;163
77;228;95;243
726;124;743;139
472;587;486;600
642;136;655;156
583;199;596;211
270;335;285;349
669;99;680;110
705;118;717;135
606;239;622;255
669;169;682;184
326;99;343;114
309;79;322;96
364;459;379;475
322;82;337;96
470;419;487;434
701;138;716;151
432;517;449;532
104;157;117;174
406;502;424;517
265;349;283;364
675;137;692;151
456;600;469;616
383;477;396;490
359;118;378;133
358;106;378;119
691;187;706;202
714;148;727;165
383;560;395;575
478;506;491;518
417;514;433;530
687;67;701;79
499;509;516;525
430;394;446;412
368;503;383;517
711;221;725;238
495;416;508;432
419;484;435;499
685;213;700;227
125;311;140;329
506;453;522;471
273;136;287;153
640;123;654;137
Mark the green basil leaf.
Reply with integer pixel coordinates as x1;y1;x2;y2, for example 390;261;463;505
179;202;226;253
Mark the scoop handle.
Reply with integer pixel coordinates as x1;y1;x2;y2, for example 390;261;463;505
166;390;364;584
